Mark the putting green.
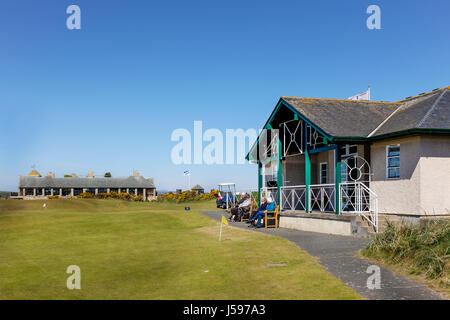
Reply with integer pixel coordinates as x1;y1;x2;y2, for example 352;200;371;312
0;199;362;299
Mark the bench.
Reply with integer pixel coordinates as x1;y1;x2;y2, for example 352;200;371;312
264;205;279;228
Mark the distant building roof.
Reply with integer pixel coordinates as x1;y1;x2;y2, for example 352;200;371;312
19;175;155;188
191;184;204;190
28;170;42;177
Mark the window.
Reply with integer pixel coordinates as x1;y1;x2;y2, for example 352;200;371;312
320;162;328;184
340;144;358;156
386;144;400;179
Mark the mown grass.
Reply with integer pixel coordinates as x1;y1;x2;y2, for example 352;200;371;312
361;220;449;295
0;199;362;300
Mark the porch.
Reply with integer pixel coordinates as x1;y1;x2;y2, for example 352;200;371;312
247;99;379;233
261;180;378;233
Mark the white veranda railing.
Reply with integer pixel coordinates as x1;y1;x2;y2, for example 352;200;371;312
263;182;378;232
280;185;335;212
339;181;379;232
280;185;306;211
309;184;336;213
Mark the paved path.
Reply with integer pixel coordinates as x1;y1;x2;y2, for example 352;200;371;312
201;210;444;300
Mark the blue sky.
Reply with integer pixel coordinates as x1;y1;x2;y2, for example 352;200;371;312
0;0;449;192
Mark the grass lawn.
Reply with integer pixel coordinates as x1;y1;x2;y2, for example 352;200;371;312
0;199;362;300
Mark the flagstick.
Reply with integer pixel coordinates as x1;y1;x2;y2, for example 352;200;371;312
219;221;223;242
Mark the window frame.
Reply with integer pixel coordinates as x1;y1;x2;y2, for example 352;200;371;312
341;144;358;156
319;162;328;184
386;144;400;179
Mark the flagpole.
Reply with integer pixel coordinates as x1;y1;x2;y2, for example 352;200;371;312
184;170;191;190
219;221;223;242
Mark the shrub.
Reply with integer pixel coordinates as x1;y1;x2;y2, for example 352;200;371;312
64;174;72;178
48;195;60;199
104;172;112;178
109;191;119;199
362;220;450;285
157;189;219;202
75;191;138;201
77;192;94;199
119;192;134;201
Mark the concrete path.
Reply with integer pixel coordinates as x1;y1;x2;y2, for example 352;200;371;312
201;210;444;300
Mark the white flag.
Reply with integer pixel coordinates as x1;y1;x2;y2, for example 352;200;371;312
183;170;190;176
348;87;370;101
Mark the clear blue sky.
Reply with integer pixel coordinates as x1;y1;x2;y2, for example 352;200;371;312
0;0;449;192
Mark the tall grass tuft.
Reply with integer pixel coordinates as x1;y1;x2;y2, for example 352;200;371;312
362;220;449;287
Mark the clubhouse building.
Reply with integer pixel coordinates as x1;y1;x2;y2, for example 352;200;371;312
18;170;157;201
246;86;450;234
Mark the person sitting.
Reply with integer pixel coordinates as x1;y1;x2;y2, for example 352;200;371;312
246;197;267;222
229;193;248;221
239;199;254;221
249;197;275;228
247;197;268;227
234;195;251;221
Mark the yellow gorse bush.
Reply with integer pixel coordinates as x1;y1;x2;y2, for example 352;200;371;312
157;190;218;203
76;192;144;201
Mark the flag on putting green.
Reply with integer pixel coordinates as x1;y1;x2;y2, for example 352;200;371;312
221;215;229;225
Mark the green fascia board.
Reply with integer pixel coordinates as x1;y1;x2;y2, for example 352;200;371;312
368;128;450;142
309;145;337;154
330;136;368;143
265;99;284;129
280;99;332;140
332;128;450;143
246;99;285;161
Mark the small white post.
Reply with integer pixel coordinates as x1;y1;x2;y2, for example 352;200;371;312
219;222;223;242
